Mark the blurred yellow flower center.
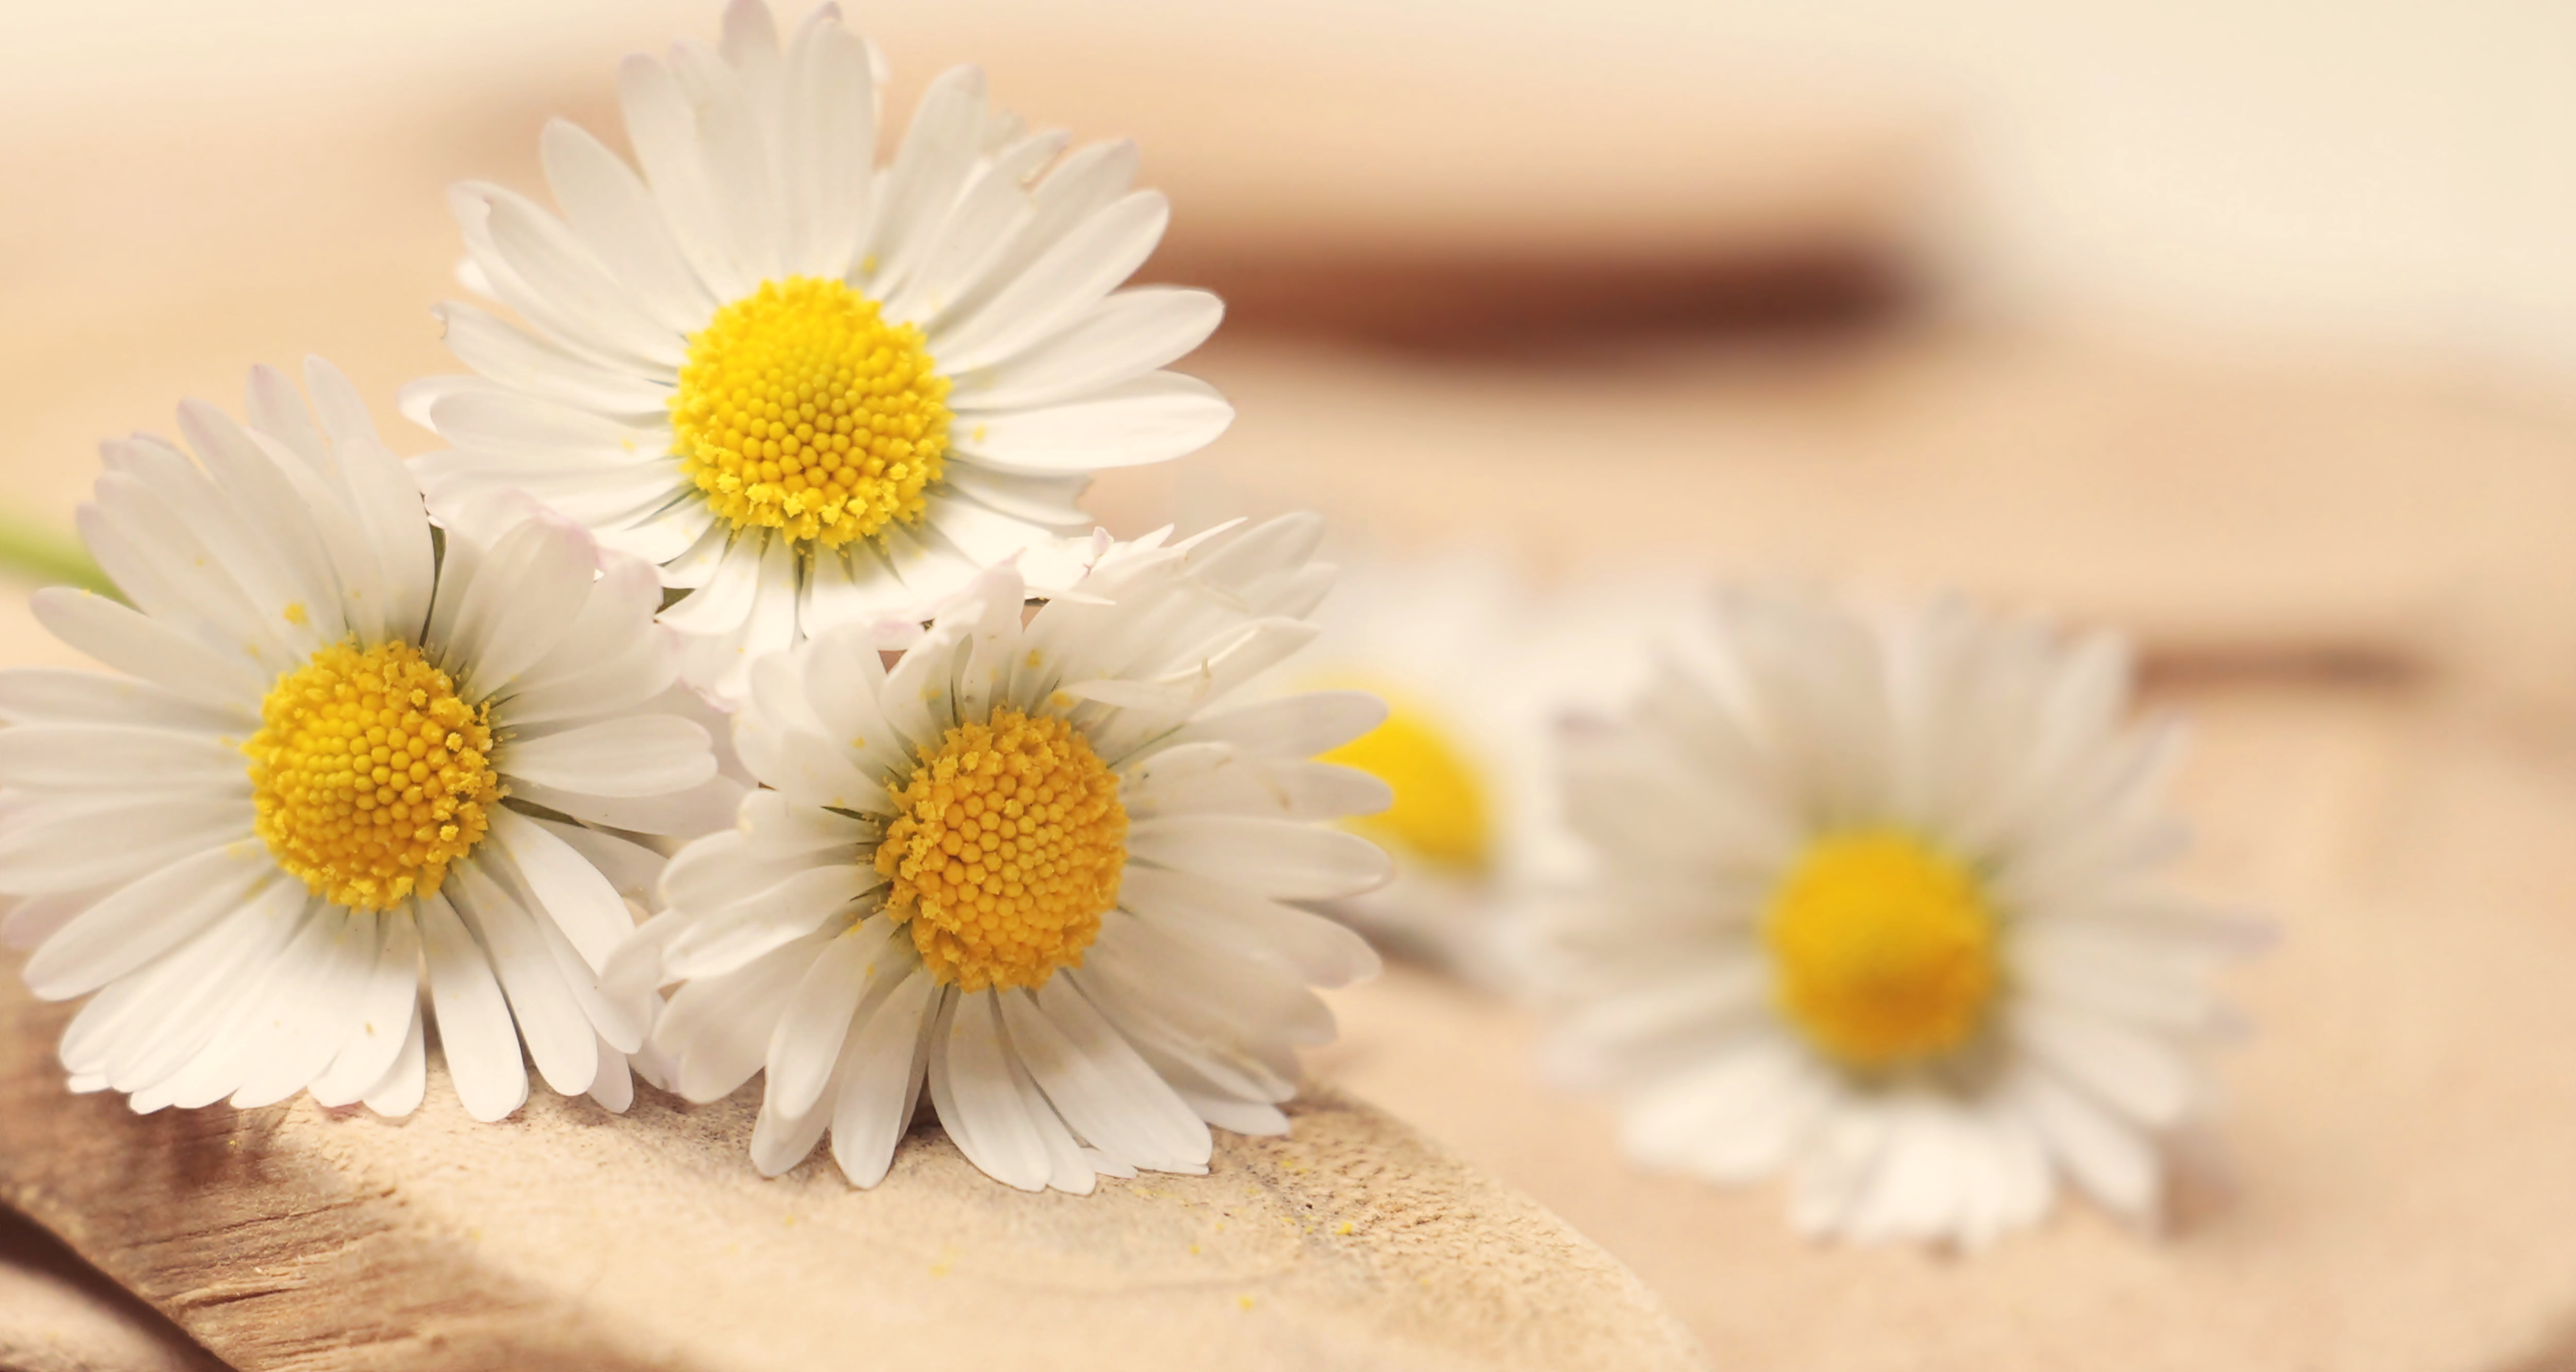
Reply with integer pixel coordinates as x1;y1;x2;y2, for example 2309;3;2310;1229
671;276;950;549
874;707;1126;992
1764;830;1999;1070
1319;696;1490;870
245;640;498;912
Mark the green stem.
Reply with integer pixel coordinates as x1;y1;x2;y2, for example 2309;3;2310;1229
0;515;113;596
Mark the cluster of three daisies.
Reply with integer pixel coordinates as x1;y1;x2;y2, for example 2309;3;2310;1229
0;1;2256;1245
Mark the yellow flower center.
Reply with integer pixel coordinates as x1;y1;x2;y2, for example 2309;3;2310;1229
670;276;950;549
1317;693;1490;871
245;640;499;912
873;706;1126;992
1763;830;2000;1070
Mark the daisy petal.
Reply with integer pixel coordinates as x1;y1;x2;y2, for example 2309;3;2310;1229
950;372;1231;476
830;966;939;1188
484;811;637;970
0;796;253;897
858;65;988;302
0;667;245;732
2014;1068;2160;1222
228;909;379;1109
1127;815;1392;902
361;1005;430;1117
933;191;1170;373
617;53;754;300
929;989;1051;1192
653;928;831;1101
781;11;877;278
420;893;530;1123
0;724;249;792
952;288;1223;414
1151;690;1386;762
454;865;600;1099
537;118;717;333
434;299;676;416
310;911;426;1109
30;587;265;710
23;849;276;1001
503;714;716;798
765;921;891;1120
1009;982;1209;1172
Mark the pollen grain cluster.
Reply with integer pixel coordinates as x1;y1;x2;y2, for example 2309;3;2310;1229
671;276;950;549
874;706;1126;992
245;640;498;911
1764;829;2000;1070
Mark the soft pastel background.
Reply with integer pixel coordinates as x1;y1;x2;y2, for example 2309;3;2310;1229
6;2;2576;1368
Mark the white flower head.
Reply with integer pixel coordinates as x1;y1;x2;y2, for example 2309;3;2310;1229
404;0;1233;701
630;515;1393;1192
1536;586;2263;1246
0;360;743;1122
1281;552;1673;985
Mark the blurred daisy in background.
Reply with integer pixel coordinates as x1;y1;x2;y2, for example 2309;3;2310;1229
0;360;739;1123
403;0;1231;700
1285;551;1669;987
628;516;1391;1192
1532;586;2263;1246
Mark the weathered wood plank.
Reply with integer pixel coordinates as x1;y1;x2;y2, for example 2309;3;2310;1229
0;1207;227;1372
0;983;1705;1372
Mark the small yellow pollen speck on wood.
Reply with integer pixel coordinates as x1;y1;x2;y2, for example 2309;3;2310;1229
873;706;1126;991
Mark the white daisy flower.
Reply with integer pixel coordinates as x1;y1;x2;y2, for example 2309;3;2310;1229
627;515;1392;1192
403;0;1233;700
1537;587;2262;1246
0;359;742;1122
1283;552;1670;985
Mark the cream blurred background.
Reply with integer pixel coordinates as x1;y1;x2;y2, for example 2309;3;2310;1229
7;2;2576;1369
19;0;2576;360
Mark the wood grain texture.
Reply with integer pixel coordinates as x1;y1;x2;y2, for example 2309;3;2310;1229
0;1207;227;1372
0;981;1705;1372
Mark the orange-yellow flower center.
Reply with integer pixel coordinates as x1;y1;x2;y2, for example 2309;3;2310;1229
671;276;950;549
1764;830;2001;1070
1316;691;1490;870
245;640;499;912
873;706;1126;992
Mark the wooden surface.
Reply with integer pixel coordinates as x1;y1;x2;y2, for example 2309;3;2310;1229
0;998;1703;1372
1149;330;2576;709
0;1209;223;1372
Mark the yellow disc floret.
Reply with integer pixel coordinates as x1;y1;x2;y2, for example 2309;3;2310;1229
873;706;1126;992
245;640;499;912
1318;695;1490;870
671;276;950;549
1763;830;2001;1070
